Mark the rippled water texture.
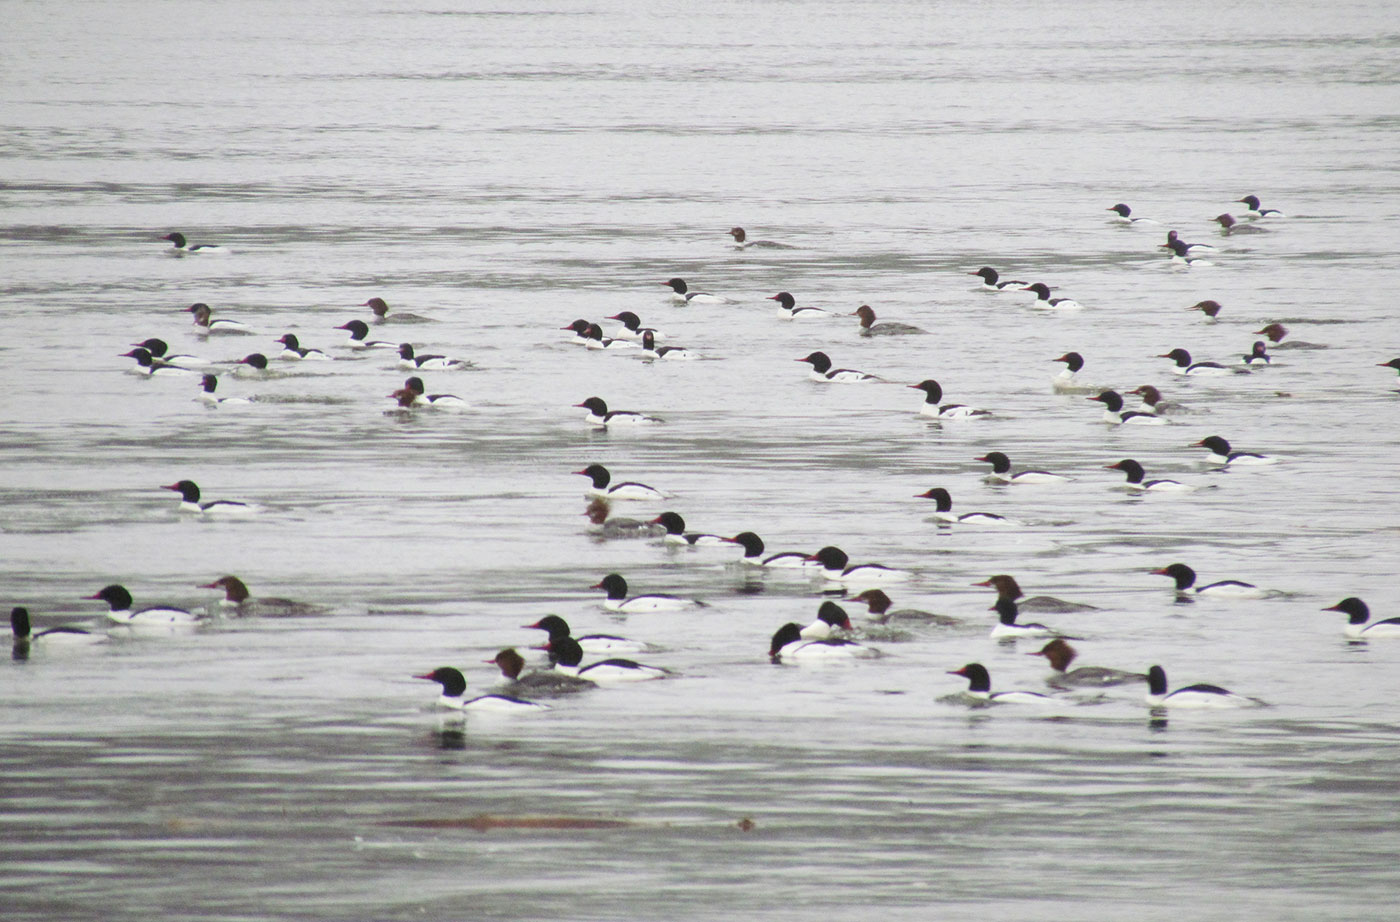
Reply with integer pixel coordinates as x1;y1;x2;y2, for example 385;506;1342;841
3;1;1400;919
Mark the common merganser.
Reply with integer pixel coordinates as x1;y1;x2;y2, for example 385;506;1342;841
235;353;271;376
1106;203;1159;225
86;584;201;625
592;573;704;612
1088;390;1166;425
843;589;959;626
989;598;1058;639
916;488;1015;525
1051;352;1101;394
723;532;815;568
1380;358;1400;379
607;311;664;342
10;606;105;647
336;320;396;350
575;464;668;501
199;576;328;616
364;297;431;323
799;602;854;639
1130;385;1191;416
1029;639;1146;689
1254;323;1324;350
969;267;1026;291
769;291;832;319
162;480;259;514
274;334;331;361
664;278;726;304
976;452;1067;484
390;376;466;409
908;380;989;418
575;397;664;427
852;305;925;336
1324;598;1400;639
133;338;208;368
561;319;593;345
798;351;878;383
806;546;909;585
1187;300;1223;319
398;343;469;370
1215;213;1266;235
198;374;252;406
547;636;670;683
1152;563;1267;598
1163;230;1216;253
1193;435;1275;466
652;511;729;547
1234;195;1284;219
583;498;665;540
976;574;1098;613
768;622;873;663
640;330;696;360
123;347;191;376
1240;341;1272;366
1145;665;1255;708
488;648;595;695
728;227;790;249
416;666;548;711
1160;239;1214;267
1158;348;1243;376
163;232;226;255
1021;283;1083;310
583;323;641;351
525;614;648;654
185;303;252;335
947;662;1055;705
1106;459;1193;492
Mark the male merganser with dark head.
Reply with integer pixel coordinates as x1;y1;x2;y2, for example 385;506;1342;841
123;347;191;377
390;376;466;409
799;601;854;639
947;662;1055;705
843;589;959;626
664;278;726;304
1152;563;1267;598
583;323;641;351
235;353;271;376
723;532;814;568
852;305;925;336
199;374;252;406
908;380;989;418
1215;213;1267;235
1051;352;1101;394
1324;598;1400;639
561;319;593;345
547;636;670;683
1145;665;1255;708
1088;390;1166;425
185;303;252;335
336;320;396;350
1381;358;1400;379
651;511;729;547
769;291;831;319
1160;239;1214;267
1106;203;1158;225
398;343;469;370
593;573;704;612
916;488;1015;525
768;622;873;663
575;464;667;501
199;576;328;616
274;334;331;361
1158;348;1242;376
1253;323;1324;350
969;267;1026;291
976;574;1098;613
162;480;259;515
525;614;648;654
583;497;665;540
1163;229;1216;253
488;648;596;694
806;546;909;585
607;311;664;342
1193;435;1275;466
416;666;548;711
728;227;790;248
798;351;878;383
976;452;1067;484
640;330;696;361
1020;283;1082;310
1235;195;1284;219
133;338;208;368
989;598;1058;639
1029;639;1146;689
10;606;105;649
1187;300;1223;319
575;397;663;427
1242;341;1272;366
86;584;201;625
364;297;431;323
163;232;225;255
1106;459;1193;492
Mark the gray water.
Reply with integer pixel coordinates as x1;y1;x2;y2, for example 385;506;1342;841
4;1;1400;918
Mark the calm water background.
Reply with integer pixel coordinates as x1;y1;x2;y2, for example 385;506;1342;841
3;1;1400;918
